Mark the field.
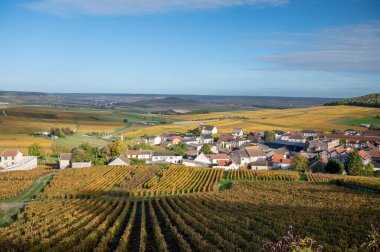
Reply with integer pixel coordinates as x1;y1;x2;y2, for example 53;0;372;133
338;116;380;126
2;105;380;153
0;173;379;251
164;105;380;132
0;166;379;252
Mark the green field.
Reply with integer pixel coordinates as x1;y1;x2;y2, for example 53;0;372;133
338;116;380;126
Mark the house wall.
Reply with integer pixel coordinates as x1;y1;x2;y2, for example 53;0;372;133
0;157;37;172
60;160;70;169
71;162;91;168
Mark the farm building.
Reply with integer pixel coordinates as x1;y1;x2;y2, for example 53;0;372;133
0;150;37;172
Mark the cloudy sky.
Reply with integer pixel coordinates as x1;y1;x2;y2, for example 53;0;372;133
0;0;379;97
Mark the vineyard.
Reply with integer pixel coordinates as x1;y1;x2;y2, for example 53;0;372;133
305;173;342;182
0;181;379;251
141;166;224;196
226;169;300;181
333;176;380;192
0;167;53;200
39;166;159;199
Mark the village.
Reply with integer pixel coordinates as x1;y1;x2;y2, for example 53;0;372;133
1;124;380;176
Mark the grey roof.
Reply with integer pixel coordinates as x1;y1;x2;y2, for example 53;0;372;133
60;153;73;161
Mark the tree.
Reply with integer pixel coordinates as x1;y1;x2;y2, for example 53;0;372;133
167;142;188;156
200;143;213;154
107;141;126;158
188;127;201;136
345;149;364;175
51;143;72;157
28;143;45;158
264;131;275;142
290;154;309;172
326;159;344;174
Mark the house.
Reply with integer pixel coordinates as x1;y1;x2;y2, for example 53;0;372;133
199;135;214;145
308;138;340;152
214;160;239;170
184;150;198;159
358;150;371;165
0;150;38;172
206;153;230;164
232;128;244;137
249;160;268;170
108;155;131;166
300;130;320;138
193;153;212;165
199;125;217;135
269;154;292;169
209;145;219;154
168;136;184;145
217;134;235;149
232;148;267;167
182;159;210;167
344;129;357;135
280;132;306;143
59;153;73;169
125;150;153;161
141;136;161;145
151;151;182;164
187;143;203;152
0;150;23;167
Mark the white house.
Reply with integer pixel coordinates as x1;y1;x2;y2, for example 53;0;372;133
232;148;267;167
280;132;306;143
125;150;153;161
206;153;230;164
213;160;239;170
0;150;23;167
232;128;244;137
59;153;73;169
141;136;161;145
249;160;268;170
0;150;38;172
199;125;217;135
108;155;131;166
151;152;182;164
199;135;214;145
182;159;209;167
194;153;212;165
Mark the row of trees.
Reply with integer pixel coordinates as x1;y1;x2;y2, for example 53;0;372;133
290;150;375;176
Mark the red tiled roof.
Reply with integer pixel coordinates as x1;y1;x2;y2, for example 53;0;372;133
1;150;21;157
206;154;230;160
359;150;371;160
369;150;380;158
217;160;233;166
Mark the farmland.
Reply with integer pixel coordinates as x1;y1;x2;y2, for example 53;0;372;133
164;105;380;132
1;105;380;153
0;166;379;251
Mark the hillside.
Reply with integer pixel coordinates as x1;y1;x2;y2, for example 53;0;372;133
324;93;380;108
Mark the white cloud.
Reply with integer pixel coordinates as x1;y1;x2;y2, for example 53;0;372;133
25;0;288;16
255;21;380;73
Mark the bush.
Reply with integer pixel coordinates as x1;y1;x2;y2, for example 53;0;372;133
326;159;344;174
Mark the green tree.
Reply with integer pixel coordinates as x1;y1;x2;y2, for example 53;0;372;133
200;143;213;154
167;142;188;156
325;159;344;174
28;143;45;158
107;141;126;158
345;149;364;175
291;154;309;172
264;131;276;142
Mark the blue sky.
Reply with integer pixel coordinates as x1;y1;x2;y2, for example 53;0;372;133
0;0;379;97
